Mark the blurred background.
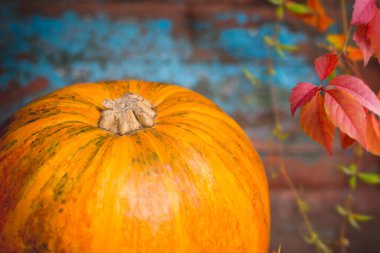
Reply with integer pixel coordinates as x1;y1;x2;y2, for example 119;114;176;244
1;0;379;252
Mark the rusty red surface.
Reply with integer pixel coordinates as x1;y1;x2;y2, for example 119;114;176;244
0;77;49;107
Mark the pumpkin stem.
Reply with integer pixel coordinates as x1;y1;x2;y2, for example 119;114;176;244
98;93;156;135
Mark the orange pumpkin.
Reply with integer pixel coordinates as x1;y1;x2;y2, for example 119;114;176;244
0;80;270;253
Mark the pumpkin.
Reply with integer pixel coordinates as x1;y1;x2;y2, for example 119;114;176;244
0;80;270;253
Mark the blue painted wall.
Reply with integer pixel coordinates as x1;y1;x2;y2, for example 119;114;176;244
0;5;316;122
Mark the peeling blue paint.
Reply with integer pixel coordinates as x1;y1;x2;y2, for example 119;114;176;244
0;7;316;121
214;12;234;21
251;14;261;22
214;12;248;25
218;25;307;60
236;13;248;25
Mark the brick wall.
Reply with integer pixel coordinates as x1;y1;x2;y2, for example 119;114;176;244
1;1;380;252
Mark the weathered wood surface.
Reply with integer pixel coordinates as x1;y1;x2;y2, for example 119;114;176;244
1;1;380;252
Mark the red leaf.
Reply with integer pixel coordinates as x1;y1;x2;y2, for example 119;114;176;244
367;9;380;63
366;113;380;155
300;93;334;154
339;130;356;149
314;53;339;81
289;82;318;116
351;0;377;25
328;75;380;116
353;24;372;65
324;89;367;149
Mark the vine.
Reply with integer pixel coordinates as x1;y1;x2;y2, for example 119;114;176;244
245;0;380;252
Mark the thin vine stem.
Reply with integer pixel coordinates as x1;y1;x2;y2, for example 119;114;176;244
338;148;363;253
340;0;348;35
341;54;366;80
269;83;332;253
341;26;352;55
337;0;363;250
263;1;374;252
338;190;353;253
266;20;332;252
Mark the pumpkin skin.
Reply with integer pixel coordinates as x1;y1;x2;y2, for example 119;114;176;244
0;80;270;253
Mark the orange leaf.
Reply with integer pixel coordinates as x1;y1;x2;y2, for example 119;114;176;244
324;89;367;149
339;130;356;149
327;34;345;50
300;92;335;154
346;46;363;61
366;113;380;155
326;34;363;61
290;0;334;32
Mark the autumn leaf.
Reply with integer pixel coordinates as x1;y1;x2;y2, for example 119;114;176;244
324;89;367;148
269;0;283;5
353;24;372;65
314;53;339;81
328;75;380;116
289;82;318;116
327;34;345;48
339;130;356;149
327;34;363;61
367;9;380;63
366;113;380;155
300;93;334;154
285;1;313;15
351;0;377;25
289;0;334;32
358;172;380;184
346;47;364;61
